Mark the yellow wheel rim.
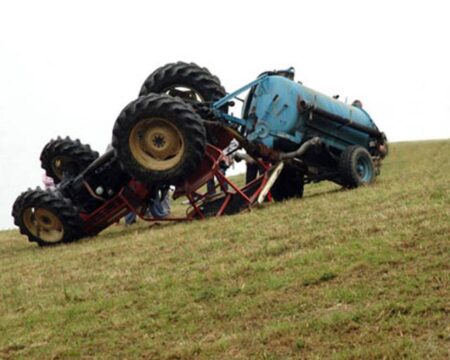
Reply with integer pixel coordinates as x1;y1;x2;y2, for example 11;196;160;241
129;118;185;171
23;207;64;243
52;156;67;180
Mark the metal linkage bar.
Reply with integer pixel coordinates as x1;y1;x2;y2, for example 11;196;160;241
212;75;268;109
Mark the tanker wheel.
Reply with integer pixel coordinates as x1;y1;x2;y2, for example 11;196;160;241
40;136;99;184
339;145;375;188
12;188;83;246
112;93;207;186
270;166;304;201
139;62;226;105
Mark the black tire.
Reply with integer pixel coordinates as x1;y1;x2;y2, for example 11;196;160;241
112;93;207;186
139;62;229;148
139;62;226;104
12;188;83;246
270;166;304;201
339;145;375;188
40;137;99;184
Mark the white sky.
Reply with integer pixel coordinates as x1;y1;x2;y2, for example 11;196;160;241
1;0;449;230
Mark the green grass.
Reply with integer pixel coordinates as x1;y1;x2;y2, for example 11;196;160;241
1;140;449;359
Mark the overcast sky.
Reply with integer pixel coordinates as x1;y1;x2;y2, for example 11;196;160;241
1;0;449;230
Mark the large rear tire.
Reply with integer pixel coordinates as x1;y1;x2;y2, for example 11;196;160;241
12;188;83;246
112;94;207;186
139;62;230;148
40;137;99;184
270;166;304;201
339;145;375;188
139;62;226;104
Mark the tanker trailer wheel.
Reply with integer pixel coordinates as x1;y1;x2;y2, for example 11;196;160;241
270;166;304;201
12;188;83;246
112;93;207;186
139;61;226;106
40;136;99;184
339;145;375;188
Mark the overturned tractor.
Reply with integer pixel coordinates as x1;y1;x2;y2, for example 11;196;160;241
12;62;388;246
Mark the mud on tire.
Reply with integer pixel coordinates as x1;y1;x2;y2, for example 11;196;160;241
12;188;83;246
40;137;99;184
112;93;207;186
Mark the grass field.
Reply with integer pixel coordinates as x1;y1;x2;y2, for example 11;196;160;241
1;140;449;359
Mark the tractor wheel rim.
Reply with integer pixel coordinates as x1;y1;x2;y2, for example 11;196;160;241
51;156;76;180
129;118;185;171
51;156;66;179
23;207;64;242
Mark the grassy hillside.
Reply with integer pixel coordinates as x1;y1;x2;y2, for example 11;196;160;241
1;140;449;359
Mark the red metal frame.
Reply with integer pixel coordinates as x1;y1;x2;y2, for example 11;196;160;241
80;145;274;235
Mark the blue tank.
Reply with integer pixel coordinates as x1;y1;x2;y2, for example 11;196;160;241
211;68;387;188
245;75;380;151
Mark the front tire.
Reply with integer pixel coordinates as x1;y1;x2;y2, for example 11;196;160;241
339;145;375;188
12;188;83;246
112;94;207;186
40;137;99;184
